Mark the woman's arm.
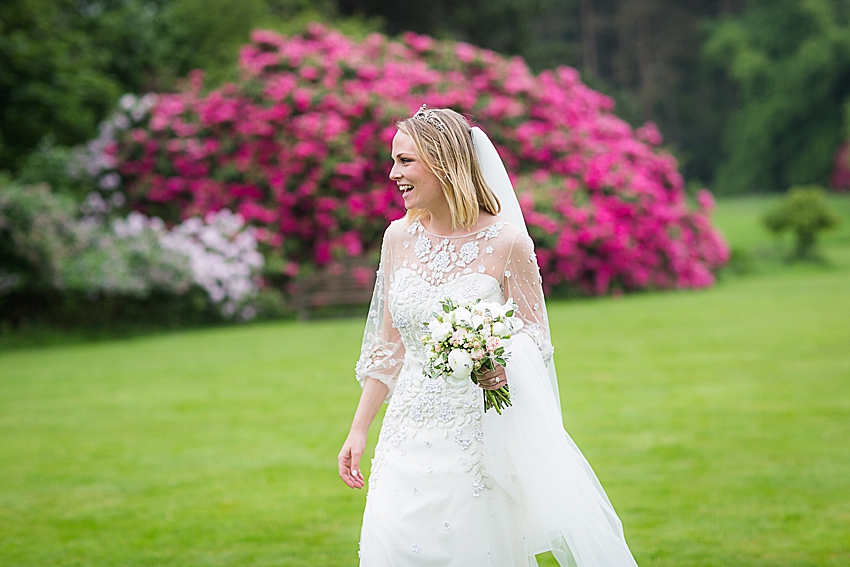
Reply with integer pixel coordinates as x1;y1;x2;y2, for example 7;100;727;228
338;377;389;489
340;223;403;489
502;230;554;366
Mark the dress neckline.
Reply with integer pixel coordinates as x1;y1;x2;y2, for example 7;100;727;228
413;219;505;239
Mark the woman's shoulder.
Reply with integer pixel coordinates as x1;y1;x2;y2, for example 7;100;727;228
491;217;525;235
482;216;531;247
379;217;419;252
384;217;413;240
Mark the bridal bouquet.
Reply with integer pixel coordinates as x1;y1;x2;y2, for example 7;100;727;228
423;298;523;414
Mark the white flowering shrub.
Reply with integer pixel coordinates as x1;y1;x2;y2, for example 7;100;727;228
161;210;265;320
62;212;193;298
68;94;266;320
0;181;76;294
0;181;190;299
2;178;264;322
72;93;157;216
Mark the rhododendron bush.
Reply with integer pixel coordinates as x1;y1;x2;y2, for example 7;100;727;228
97;23;728;295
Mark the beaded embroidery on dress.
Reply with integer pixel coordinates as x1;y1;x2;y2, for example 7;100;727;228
355;218;639;567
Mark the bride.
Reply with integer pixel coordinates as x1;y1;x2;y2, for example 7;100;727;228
338;106;640;567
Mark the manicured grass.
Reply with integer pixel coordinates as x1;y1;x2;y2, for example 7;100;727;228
1;196;849;566
542;268;850;566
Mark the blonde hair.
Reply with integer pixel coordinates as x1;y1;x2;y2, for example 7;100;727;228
396;107;501;230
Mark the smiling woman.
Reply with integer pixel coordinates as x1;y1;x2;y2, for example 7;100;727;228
337;107;641;567
390;106;502;237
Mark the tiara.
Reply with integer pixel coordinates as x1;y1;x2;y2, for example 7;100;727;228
413;104;445;132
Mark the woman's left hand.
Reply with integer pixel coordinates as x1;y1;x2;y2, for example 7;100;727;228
476;364;507;390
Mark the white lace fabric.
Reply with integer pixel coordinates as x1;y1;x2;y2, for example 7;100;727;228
355;217;553;401
354;216;639;567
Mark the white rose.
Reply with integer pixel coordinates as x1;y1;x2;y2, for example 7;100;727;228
482;302;503;318
446;349;473;385
507;317;524;333
471;302;488;316
471;314;485;330
491;321;510;338
451;307;473;326
428;320;453;342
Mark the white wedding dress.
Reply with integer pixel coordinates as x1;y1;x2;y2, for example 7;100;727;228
355;218;639;567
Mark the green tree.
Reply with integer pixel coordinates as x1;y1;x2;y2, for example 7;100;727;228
0;0;121;171
705;0;850;193
337;0;544;56
0;0;345;173
763;186;840;257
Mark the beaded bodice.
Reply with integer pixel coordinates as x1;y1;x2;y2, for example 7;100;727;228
388;214;508;360
389;269;501;362
356;217;553;401
356;216;554;497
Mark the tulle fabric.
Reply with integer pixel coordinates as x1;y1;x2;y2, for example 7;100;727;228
484;334;639;566
472;127;633;565
354;230;405;402
472;125;561;409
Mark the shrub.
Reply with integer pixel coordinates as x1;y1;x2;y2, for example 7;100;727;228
0;179;193;299
0;179;265;324
86;24;729;296
158;209;266;320
0;180;78;295
831;142;850;192
763;186;840;258
16;136;93;200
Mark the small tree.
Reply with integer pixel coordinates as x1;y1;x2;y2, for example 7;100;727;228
763;186;840;258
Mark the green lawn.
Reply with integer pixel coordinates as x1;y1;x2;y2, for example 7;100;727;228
1;196;849;566
711;193;850;273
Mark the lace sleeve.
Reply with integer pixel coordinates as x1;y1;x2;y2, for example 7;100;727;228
354;224;405;402
503;231;554;367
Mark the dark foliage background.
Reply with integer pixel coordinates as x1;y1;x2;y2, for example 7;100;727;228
337;0;850;193
1;0;848;193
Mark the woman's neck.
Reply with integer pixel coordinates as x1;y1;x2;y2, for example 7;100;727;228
423;210;455;237
421;209;496;237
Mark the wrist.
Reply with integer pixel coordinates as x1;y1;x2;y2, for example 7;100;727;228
348;426;368;438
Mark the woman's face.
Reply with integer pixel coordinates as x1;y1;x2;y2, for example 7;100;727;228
389;130;446;212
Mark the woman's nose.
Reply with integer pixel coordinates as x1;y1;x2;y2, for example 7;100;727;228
389;164;401;180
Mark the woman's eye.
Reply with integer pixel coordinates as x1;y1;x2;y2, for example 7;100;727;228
400;158;412;164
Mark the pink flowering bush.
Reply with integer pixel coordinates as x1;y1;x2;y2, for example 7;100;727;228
830;142;850;192
101;24;728;295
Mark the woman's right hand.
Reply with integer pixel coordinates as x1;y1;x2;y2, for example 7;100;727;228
338;430;367;489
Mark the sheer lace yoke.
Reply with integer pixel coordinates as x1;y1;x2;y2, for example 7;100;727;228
356;217;553;401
